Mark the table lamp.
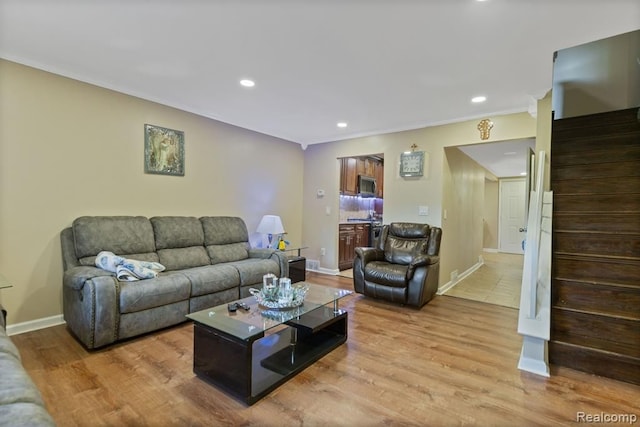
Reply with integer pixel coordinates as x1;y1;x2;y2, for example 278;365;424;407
256;215;285;248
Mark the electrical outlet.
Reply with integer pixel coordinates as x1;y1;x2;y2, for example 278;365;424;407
320;248;326;256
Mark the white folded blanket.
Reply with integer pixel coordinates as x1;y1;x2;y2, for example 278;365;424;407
95;251;166;282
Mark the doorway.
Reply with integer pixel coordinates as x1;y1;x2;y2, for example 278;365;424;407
444;139;533;308
499;178;526;254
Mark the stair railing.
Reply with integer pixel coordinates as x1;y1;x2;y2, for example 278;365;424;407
517;150;552;377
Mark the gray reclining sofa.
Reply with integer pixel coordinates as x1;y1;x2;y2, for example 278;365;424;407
61;216;288;349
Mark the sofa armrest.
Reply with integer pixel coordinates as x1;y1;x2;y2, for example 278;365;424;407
248;248;276;259
355;247;385;265
407;255;439;280
248;248;289;278
63;266;113;291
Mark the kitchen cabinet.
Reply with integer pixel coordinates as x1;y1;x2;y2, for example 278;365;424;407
339;223;370;270
340;158;358;195
340;156;383;197
374;159;384;198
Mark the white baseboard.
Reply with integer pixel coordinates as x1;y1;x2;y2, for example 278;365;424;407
6;314;65;337
307;266;340;276
437;258;485;295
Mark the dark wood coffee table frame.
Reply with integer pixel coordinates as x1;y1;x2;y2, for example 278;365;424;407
191;302;348;405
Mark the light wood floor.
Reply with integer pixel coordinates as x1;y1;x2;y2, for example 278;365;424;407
12;273;639;426
444;251;524;309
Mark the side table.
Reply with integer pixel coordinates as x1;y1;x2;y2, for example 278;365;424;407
288;256;306;283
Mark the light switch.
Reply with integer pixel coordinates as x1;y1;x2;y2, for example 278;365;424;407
418;205;429;216
325;206;331;215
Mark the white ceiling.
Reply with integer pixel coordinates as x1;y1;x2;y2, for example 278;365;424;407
458;138;535;178
1;1;638;147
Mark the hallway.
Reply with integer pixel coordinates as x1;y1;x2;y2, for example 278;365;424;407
444;251;523;309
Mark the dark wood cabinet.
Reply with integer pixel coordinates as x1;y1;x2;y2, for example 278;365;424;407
374;159;384;198
340;158;358;195
339;223;370;270
340;156;383;197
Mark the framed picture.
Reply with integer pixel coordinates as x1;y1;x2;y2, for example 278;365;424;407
144;124;185;176
399;151;425;177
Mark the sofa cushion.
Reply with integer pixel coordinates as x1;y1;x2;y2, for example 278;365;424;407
232;258;280;286
118;273;191;314
157;247;211;271
364;261;409;287
201;217;250;264
73;216;156;259
384;236;429;265
206;242;249;264
200;216;249;245
150;216;204;249
180;265;240;297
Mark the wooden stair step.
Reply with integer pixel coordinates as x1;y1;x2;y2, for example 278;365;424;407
549;341;640;386
551;107;640;140
553;279;640;318
551;307;639;357
554;254;640;287
551;160;640;181
553;193;640;212
553;212;640;232
553;231;640;259
551;175;640;195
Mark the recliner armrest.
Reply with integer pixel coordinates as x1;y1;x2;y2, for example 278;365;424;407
407;255;440;280
63;266;114;291
248;248;276;259
355;247;385;265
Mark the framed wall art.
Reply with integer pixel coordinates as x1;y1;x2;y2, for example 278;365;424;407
144;124;185;176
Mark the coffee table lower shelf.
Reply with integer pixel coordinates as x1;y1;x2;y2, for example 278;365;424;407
192;308;348;405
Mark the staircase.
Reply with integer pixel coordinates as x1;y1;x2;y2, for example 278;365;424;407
549;107;640;385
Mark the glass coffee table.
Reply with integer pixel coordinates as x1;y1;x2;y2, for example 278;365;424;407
186;282;352;405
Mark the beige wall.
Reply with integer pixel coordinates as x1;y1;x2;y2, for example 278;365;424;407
0;60;305;325
483;179;499;250
302;112;537;286
441;147;486;283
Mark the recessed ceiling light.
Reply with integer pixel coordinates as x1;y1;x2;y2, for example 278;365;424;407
337;122;348;128
240;79;255;88
504;151;517;155
471;96;487;103
520;172;527;176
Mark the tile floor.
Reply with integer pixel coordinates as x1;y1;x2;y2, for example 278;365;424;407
444;251;524;309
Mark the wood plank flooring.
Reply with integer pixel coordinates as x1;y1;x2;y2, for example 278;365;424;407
11;272;640;426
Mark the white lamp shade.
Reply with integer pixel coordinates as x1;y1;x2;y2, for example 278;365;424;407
256;215;285;235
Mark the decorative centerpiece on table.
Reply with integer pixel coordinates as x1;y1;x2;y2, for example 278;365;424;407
249;274;309;310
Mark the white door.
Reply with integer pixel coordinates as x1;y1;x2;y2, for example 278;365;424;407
499;178;527;254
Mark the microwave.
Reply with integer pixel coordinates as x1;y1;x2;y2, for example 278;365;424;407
358;175;377;198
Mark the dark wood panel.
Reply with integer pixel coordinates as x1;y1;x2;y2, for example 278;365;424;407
551;160;640;181
554;255;640;287
553;213;640;232
549;341;640;386
553;193;640;213
551;308;639;357
551;140;640;166
552;107;640;142
552;279;640;318
551;175;640;195
553;231;640;259
551;107;640;385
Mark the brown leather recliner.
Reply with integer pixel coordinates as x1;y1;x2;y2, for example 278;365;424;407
353;222;442;307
